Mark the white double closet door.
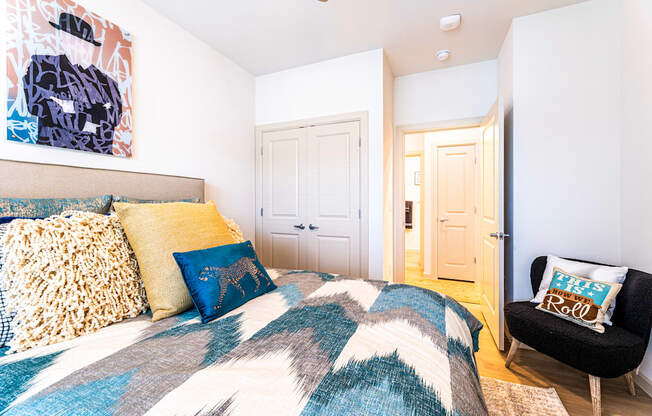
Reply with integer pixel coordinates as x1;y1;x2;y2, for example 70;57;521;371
261;121;361;277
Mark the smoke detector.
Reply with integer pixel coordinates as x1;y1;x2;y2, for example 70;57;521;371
436;50;451;61
440;14;461;31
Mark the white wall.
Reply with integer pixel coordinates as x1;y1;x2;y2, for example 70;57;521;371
394;60;497;127
255;49;386;279
0;0;256;237
509;0;622;301
620;0;652;387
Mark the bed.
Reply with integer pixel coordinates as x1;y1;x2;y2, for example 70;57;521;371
0;160;486;416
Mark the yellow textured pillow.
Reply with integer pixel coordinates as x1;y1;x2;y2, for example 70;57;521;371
114;201;236;321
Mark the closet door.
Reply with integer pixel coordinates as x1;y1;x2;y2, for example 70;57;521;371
261;128;309;270
305;122;361;276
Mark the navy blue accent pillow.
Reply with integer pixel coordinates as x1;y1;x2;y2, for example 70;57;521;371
173;241;276;324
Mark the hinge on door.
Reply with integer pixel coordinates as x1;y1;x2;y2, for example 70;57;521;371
358;209;361;219
260;208;263;216
359;136;361;147
260;146;264;156
474;206;477;214
474;257;477;264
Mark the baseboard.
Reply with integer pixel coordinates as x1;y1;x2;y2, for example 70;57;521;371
636;372;652;398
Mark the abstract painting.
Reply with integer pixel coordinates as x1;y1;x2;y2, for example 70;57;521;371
6;0;133;157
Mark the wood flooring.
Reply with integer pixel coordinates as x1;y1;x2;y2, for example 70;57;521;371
404;250;482;304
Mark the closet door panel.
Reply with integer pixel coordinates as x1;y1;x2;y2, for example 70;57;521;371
306;121;361;277
261;128;308;270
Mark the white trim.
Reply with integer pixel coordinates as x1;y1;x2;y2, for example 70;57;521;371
255;112;370;278
393;117;483;283
636;371;652;398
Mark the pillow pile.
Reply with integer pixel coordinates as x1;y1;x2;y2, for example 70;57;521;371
1;212;147;352
1;195;266;352
114;201;269;324
114;201;237;321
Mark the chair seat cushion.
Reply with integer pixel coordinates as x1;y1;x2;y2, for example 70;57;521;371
505;301;646;378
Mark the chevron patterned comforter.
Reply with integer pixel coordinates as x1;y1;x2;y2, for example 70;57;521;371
0;270;486;416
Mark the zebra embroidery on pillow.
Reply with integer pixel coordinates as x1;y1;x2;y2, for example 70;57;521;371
199;257;270;310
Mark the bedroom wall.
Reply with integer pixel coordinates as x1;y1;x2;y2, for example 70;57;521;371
508;0;622;301
620;0;652;388
0;0;256;238
255;49;387;280
393;60;497;127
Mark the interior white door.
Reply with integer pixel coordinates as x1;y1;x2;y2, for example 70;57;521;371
306;122;361;276
261;128;309;269
479;99;505;351
436;144;476;282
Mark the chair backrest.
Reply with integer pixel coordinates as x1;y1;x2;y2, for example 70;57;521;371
530;256;652;343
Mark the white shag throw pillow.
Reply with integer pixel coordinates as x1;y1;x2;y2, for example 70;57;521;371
223;216;245;243
0;211;148;353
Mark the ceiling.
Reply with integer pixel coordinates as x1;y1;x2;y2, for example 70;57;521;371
143;0;587;77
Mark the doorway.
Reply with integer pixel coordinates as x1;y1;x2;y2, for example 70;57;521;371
394;102;506;351
402;127;482;305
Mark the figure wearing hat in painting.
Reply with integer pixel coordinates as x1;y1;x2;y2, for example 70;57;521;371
22;13;123;155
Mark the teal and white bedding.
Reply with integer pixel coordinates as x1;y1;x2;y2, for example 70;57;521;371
0;270;485;416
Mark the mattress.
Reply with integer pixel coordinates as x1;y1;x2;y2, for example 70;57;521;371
0;270;486;416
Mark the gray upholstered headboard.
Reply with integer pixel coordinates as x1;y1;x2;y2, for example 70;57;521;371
0;159;205;202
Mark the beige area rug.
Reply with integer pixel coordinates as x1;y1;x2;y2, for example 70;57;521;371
481;377;569;416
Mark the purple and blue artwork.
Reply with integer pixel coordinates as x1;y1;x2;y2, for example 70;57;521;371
6;0;133;157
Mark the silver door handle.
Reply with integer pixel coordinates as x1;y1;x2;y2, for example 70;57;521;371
490;232;511;240
309;224;319;230
293;224;305;230
439;217;449;222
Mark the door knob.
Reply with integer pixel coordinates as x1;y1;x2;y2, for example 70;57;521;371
293;224;305;230
309;224;319;230
490;232;510;240
439;217;449;222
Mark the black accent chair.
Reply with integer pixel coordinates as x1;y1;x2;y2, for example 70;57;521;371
504;256;652;416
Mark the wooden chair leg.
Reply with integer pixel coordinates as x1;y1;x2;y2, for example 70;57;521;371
589;375;601;416
624;371;636;396
505;338;521;368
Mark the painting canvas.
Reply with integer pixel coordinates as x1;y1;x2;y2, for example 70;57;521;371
6;0;133;157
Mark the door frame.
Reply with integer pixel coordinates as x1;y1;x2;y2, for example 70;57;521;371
393;117;483;284
255;111;370;278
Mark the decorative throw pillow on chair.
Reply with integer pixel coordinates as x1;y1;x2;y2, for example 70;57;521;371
536;267;622;333
532;255;628;325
